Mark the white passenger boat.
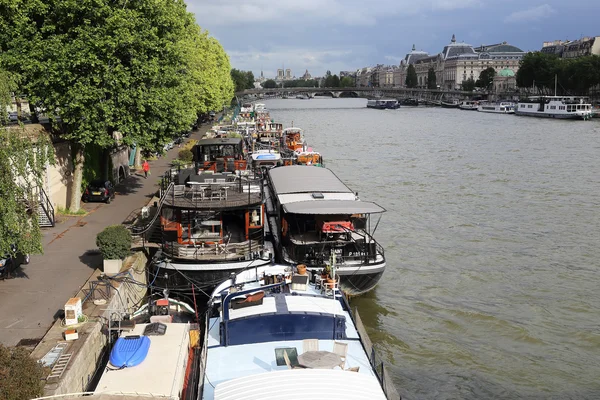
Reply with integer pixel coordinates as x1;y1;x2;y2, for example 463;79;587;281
477;101;515;114
200;264;399;399
515;96;593;120
264;165;386;295
459;100;478;111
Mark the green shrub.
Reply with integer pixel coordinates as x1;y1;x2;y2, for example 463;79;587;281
178;149;193;163
96;225;132;260
0;344;46;400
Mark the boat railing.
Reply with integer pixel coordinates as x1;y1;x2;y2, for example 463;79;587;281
353;307;401;400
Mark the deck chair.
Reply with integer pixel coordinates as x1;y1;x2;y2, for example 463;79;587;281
174;185;186;197
283;349;306;369
302;339;319;353
333;341;348;369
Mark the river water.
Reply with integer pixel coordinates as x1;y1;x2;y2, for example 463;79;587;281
261;97;600;400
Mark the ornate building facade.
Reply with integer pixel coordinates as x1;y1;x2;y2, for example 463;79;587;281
394;35;525;90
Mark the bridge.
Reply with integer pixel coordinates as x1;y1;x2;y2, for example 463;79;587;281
237;87;496;101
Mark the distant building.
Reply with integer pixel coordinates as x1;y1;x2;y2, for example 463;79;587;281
394;35;524;90
561;36;600;58
277;69;284;80
301;69;312;80
285;69;292;79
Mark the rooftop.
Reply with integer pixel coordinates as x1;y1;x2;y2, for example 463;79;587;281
268;165;353;196
94;323;190;398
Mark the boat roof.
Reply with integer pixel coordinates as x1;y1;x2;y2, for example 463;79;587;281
197;138;242;146
213;369;386;400
269;166;352;195
94;323;190;398
283;199;385;215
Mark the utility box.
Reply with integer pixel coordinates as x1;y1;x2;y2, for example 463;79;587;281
64;297;82;326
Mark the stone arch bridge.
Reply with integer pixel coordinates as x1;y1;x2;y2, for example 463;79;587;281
238;87;492;102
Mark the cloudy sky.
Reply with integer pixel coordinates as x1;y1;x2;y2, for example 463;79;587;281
187;0;600;79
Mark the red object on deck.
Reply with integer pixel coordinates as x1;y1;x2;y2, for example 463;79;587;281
156;299;169;306
320;221;354;233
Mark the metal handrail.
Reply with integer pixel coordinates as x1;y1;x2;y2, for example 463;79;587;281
128;182;174;236
39;186;55;227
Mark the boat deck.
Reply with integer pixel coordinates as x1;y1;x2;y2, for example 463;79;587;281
95;323;190;398
162;184;262;209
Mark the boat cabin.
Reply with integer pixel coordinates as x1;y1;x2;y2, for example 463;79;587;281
193;138;247;173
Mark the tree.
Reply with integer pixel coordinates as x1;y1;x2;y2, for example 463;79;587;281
427;67;437;89
331;75;340;88
405;65;418;88
340;76;355;87
262;79;277;89
0;0;233;212
476;67;496;90
0;343;46;400
230;69;255;92
461;77;476;91
0;69;54;257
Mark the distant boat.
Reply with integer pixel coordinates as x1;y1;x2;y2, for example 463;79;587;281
459;100;478;111
515;96;593;120
400;98;419;106
296;94;310;99
477;101;515;114
441;99;460;108
367;99;400;109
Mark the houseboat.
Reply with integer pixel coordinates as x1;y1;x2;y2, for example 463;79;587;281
264;165;386;295
151;138;272;295
281;127;305;153
199;264;399;399
477;101;515;114
366;99;400;109
94;321;201;399
515;96;593;120
459;100;478;110
441;99;460;108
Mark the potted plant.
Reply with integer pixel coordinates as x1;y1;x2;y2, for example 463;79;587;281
96;225;132;274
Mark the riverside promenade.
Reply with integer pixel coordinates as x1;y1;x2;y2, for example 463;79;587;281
0;126;209;347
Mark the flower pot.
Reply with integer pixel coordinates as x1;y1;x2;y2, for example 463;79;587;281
103;259;123;275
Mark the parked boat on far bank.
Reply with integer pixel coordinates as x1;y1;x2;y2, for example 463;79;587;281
477;101;515;114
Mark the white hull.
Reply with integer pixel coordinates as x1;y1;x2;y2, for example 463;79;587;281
478;107;515;114
515;110;590;119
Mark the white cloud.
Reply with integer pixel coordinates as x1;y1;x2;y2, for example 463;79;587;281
504;4;556;23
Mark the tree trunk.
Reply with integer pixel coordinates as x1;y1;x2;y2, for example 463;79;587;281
69;143;85;212
134;145;142;168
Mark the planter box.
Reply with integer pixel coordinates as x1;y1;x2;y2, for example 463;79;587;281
103;259;123;275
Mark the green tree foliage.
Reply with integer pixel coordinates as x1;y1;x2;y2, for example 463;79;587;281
427;67;437;89
476;67;496;89
262;79;278;89
0;69;54;257
230;69;255;92
461;77;476;91
516;52;600;95
324;74;341;88
0;0;233;212
0;343;46;400
340;76;355;87
405;65;418;88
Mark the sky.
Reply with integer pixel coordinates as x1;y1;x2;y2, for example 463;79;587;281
187;0;600;79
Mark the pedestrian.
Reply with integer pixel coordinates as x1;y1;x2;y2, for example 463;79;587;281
142;160;150;179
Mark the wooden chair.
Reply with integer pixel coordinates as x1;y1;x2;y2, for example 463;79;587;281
283;349;305;369
333;341;348;369
302;339;319;353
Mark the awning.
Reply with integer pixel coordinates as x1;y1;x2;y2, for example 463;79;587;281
283;200;385;215
214;369;386;400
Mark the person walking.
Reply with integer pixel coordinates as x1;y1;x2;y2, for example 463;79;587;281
142;160;150;179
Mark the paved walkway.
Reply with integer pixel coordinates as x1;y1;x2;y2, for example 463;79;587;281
0;127;209;346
